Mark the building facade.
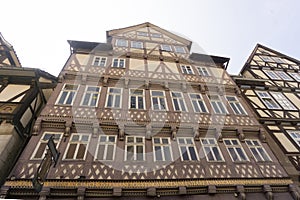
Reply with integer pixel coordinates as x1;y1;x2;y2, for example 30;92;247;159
0;33;57;185
1;23;299;199
234;44;300;184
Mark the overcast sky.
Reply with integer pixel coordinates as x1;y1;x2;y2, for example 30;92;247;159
2;0;300;76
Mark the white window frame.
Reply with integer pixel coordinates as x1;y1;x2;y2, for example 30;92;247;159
151;33;162;38
137;32;149;37
288;72;300;82
181;65;194;75
197;66;210;76
263;70;281;80
276;71;293;81
31;132;63;160
80;86;101;107
95;135;117;161
64;133;90;160
92;56;107;67
125;136;145;161
171;91;187;112
256;91;280;109
112;58;126;68
129;89;145;110
270;92;296;110
224;139;249;162
200;138;224;162
115;39;128;47
245;139;272;162
131;41;143;49
56;84;79;105
177;137;199;161
174;46;186;53
151;90;167;111
105;87;122;108
153;137;173;161
189;93;208;113
209;95;228;114
161;44;172;51
288;131;300;148
226;96;247;115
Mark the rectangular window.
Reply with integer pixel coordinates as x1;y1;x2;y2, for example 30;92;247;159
153;137;173;161
161;44;172;51
263;70;280;80
189;93;208;113
93;56;107;67
177;137;198;161
131;41;143;49
288;72;300;82
95;135;116;161
245;139;271;162
200;138;224;162
209;95;228;114
81;86;100;107
181;65;194;74
288;131;300;148
197;66;210;76
260;56;274;62
151;90;167;111
174;46;186;53
224;139;249;162
151;33;162;38
64;134;90;160
256;91;280;109
137;32;149;37
125;136;145;161
106;87;122;108
226;96;247;115
276;71;293;81
112;58;125;68
270;92;296;110
116;39;128;47
171;92;187;112
32;132;63;160
272;57;286;64
56;84;78;105
130;89;144;109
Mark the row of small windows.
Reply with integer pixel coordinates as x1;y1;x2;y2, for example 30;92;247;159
92;57;212;77
263;69;300;82
256;91;297;110
32;132;272;163
56;84;247;115
115;39;186;53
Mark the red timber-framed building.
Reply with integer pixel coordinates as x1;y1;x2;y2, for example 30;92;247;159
1;23;299;199
234;44;300;186
0;33;57;186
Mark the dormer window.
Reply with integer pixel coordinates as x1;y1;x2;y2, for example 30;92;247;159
161;44;172;52
116;39;128;47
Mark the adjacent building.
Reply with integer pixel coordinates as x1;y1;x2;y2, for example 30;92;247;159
1;23;299;199
234;44;300;184
0;33;57;185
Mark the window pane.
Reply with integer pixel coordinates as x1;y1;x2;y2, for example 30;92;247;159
76;144;86;159
34;143;47;159
189;146;197;160
164;146;172;161
97;145;105;160
66;144;76;159
155;146;163;161
106;145;114;160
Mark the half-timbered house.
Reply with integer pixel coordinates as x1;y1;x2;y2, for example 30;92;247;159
234;44;300;184
2;24;299;199
0;33;57;185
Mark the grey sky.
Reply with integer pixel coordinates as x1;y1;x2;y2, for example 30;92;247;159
2;0;300;76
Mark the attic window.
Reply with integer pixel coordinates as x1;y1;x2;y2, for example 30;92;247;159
116;39;128;47
137;32;149;37
161;44;172;52
174;46;186;53
151;33;162;38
